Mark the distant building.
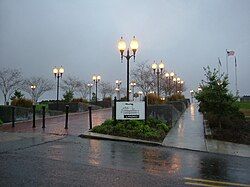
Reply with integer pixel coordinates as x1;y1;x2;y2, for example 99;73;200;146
240;95;250;102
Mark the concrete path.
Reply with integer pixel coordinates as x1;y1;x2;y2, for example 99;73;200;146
163;103;207;151
163;103;250;157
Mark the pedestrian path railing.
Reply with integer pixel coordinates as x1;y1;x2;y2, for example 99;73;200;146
147;101;187;126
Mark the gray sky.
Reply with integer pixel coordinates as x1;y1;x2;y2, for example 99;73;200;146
0;0;250;103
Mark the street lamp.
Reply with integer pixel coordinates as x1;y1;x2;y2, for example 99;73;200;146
152;61;164;97
165;72;170;96
180;80;184;93
92;75;101;104
130;81;136;101
115;80;122;100
138;91;143;101
115;87;120;100
53;66;64;110
87;83;93;102
190;90;194;103
118;36;139;101
30;84;36;104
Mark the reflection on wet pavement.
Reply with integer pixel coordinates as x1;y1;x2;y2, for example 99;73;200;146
9;136;250;185
0;109;112;136
163;103;207;151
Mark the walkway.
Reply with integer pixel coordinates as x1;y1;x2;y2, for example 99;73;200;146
163;103;207;151
163;104;250;157
0;108;112;136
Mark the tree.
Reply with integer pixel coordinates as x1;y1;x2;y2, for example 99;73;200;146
0;68;22;105
61;76;81;94
131;62;155;95
76;80;89;99
10;90;24;100
195;67;244;129
22;77;54;103
99;82;115;99
63;90;74;103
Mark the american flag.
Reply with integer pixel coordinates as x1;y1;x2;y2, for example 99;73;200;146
227;50;235;56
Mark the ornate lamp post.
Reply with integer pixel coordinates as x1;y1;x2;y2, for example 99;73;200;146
87;83;93;102
115;80;122;100
190;90;194;103
92;75;101;104
30;84;36;104
138;91;143;101
118;36;139;101
180;80;184;93
53;66;64;110
130;81;136;101
152;61;164;97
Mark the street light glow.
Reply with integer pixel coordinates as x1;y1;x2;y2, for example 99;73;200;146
130;36;139;52
118;37;126;52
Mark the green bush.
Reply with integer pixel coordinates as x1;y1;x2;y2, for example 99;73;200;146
0;118;3;125
195;67;245;129
11;98;33;108
92;118;171;142
167;94;185;101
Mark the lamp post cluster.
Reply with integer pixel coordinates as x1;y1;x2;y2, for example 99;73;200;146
115;80;122;100
150;61;185;98
30;84;36;104
152;61;165;97
118;36;139;101
130;81;136;101
53;66;64;110
87;83;93;102
92;75;101;104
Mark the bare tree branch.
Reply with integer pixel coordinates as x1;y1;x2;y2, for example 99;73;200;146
131;62;155;95
61;76;82;94
22;77;54;103
99;81;115;99
0;68;22;105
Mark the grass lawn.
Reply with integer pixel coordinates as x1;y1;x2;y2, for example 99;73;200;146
237;101;250;109
237;102;250;120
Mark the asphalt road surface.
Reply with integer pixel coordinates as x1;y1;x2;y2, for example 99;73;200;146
0;133;249;187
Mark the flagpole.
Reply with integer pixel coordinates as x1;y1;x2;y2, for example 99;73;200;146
235;56;238;97
226;49;228;76
218;57;221;76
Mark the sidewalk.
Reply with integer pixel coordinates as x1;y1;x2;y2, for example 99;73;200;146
163;103;250;157
0;108;112;136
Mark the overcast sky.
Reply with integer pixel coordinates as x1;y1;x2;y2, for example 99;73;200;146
0;0;250;103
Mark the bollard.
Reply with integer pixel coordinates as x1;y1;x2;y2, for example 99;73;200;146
32;105;36;128
42;106;45;128
113;97;117;125
144;96;147;125
65;105;69;129
88;106;92;130
12;106;15;127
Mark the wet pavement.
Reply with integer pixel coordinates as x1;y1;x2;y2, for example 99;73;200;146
0;108;112;135
0;133;249;186
163;103;207;151
163;104;250;157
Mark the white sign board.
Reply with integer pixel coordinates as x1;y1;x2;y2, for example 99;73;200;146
116;101;145;120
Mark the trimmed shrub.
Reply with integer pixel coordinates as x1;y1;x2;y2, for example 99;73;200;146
11;98;33;108
92;117;171;142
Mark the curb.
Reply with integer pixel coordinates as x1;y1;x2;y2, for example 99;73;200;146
79;131;162;147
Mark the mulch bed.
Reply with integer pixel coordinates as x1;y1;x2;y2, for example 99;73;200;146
211;121;250;145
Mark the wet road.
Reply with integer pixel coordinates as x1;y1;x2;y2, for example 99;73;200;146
0;108;111;135
0;134;249;186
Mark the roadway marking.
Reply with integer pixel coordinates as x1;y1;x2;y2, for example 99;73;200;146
185;181;222;187
184;177;250;187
